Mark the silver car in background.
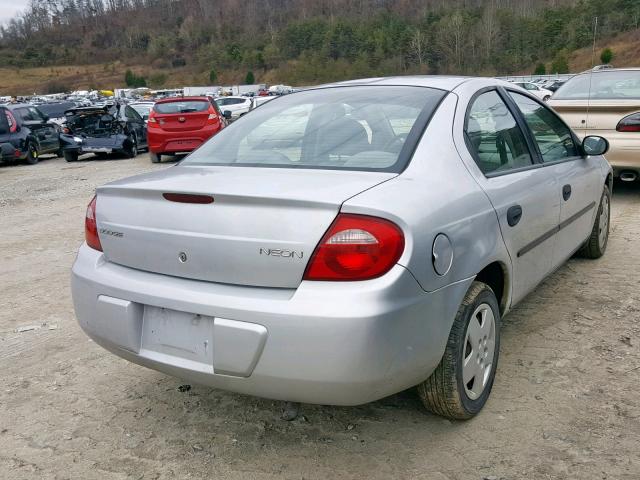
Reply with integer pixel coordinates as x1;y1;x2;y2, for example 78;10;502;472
72;77;611;419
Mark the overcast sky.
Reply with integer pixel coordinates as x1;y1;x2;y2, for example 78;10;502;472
0;0;28;23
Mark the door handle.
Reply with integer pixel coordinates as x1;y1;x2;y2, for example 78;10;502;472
562;184;572;201
506;205;523;227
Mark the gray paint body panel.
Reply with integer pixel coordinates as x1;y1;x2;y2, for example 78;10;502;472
71;76;611;405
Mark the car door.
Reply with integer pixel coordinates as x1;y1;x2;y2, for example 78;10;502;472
464;89;561;304
125;106;147;146
506;90;603;267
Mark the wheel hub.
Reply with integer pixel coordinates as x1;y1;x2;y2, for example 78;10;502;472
463;304;495;400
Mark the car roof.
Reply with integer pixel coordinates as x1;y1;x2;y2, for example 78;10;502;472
577;67;640;75
5;103;36;110
155;96;210;104
320;75;472;91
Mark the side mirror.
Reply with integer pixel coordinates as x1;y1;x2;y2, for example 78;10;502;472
582;135;609;156
42;114;50;122
142;114;149;121
223;110;233;120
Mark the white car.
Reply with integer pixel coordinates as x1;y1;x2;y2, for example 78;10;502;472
513;82;554;101
215;96;252;119
250;95;276;110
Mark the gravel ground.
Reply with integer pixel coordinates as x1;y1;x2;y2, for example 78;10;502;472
1;154;639;480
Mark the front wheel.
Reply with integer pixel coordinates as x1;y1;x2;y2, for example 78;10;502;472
417;281;501;420
577;185;610;259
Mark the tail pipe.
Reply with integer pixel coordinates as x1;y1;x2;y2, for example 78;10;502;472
619;171;638;182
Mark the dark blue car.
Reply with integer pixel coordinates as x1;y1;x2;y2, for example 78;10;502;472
0;104;62;165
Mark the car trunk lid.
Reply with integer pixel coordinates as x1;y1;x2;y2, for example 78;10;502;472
549;99;640;135
95;166;395;288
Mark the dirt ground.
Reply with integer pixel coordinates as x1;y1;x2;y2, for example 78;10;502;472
1;154;639;480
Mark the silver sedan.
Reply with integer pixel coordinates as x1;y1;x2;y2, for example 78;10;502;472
72;77;612;419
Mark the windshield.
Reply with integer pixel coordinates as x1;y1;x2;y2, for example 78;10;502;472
554;71;640;99
183;86;445;172
154;100;209;114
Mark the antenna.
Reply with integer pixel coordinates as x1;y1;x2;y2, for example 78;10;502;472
585;16;598;133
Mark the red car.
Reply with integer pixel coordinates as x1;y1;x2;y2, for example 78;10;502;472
147;97;227;163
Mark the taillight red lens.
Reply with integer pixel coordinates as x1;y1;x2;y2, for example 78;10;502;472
303;214;405;281
85;195;103;252
616;112;640;132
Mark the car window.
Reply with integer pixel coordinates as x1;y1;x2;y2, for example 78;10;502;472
125;106;143;121
184;86;446;172
227;98;245;105
554;71;640;99
465;90;533;174
14;106;45;122
0;109;8;134
154;101;210;114
508;92;579;162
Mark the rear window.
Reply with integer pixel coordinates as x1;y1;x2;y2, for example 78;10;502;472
554;71;640;99
154;100;209;114
183;86;445;172
37;102;75;118
14;106;46;122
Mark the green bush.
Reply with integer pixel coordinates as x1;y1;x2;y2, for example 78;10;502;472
600;48;613;64
533;63;546;75
245;71;255;84
551;54;569;74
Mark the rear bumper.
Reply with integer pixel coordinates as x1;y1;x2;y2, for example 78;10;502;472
594;131;640;174
148;125;221;154
71;244;471;405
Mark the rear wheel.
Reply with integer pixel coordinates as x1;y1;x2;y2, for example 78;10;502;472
577;185;610;259
417;281;500;420
124;134;138;159
543;95;551;102
150;152;162;163
63;151;79;162
25;142;39;165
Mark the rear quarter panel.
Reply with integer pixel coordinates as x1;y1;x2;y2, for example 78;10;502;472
343;91;511;301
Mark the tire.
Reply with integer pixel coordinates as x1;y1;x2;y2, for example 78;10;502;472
124;135;138;159
150;152;162;163
417;281;501;420
25;142;39;165
56;149;64;158
543;95;551;102
63;151;79;162
577;185;610;259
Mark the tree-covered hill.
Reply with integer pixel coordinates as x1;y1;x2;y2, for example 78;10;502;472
1;0;639;93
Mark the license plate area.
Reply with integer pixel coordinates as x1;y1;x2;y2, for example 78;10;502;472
140;306;214;374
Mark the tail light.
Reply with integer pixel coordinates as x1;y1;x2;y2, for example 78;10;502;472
303;214;404;281
62;127;70;134
85;195;103;252
147;110;158;126
207;108;219;125
616;112;640;132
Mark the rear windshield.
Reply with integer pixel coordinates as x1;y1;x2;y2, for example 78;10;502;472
37;102;75;118
154;100;209;114
14;106;46;122
554;71;640;99
183;86;445;172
